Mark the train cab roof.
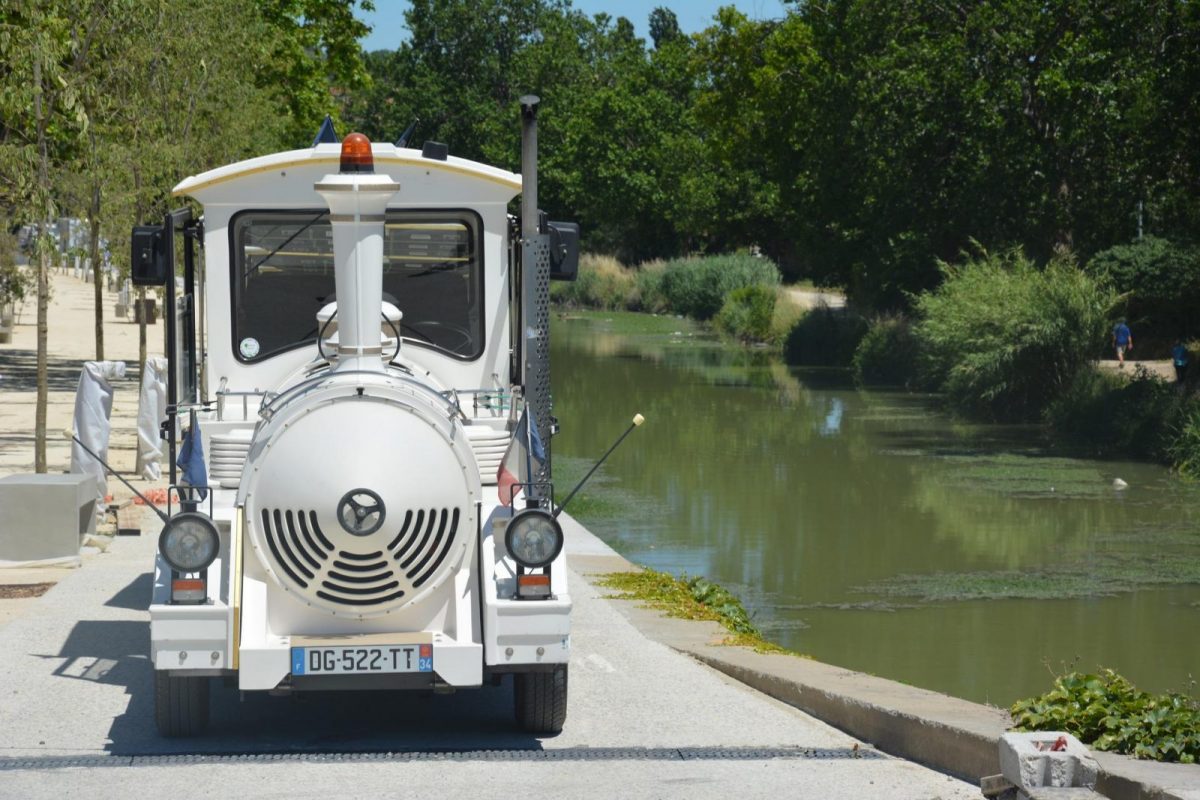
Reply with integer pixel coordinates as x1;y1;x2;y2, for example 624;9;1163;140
172;141;522;208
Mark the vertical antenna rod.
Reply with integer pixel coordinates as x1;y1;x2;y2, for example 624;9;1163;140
520;95;540;241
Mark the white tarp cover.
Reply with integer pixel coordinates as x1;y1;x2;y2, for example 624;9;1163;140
70;360;126;518
136;356;168;480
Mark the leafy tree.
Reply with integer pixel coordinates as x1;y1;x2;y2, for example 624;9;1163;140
0;0;91;472
649;6;682;49
257;0;376;146
1086;236;1200;347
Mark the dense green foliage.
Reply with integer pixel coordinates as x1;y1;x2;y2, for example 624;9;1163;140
852;315;919;386
1047;367;1199;462
345;1;1200;309
550;253;780;324
913;249;1114;421
657;254;780;320
0;0;374;261
783;307;868;368
1012;670;1200;763
1167;403;1200;478
0;226;27;305
1085;237;1200;351
714;285;776;343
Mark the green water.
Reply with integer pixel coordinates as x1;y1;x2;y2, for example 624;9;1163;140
551;313;1200;706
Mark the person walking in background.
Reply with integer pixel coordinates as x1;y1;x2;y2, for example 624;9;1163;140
1172;338;1190;385
1113;318;1133;367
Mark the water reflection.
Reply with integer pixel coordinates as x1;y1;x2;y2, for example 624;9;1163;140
552;315;1200;705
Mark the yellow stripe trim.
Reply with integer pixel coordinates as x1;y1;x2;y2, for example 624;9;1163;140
232;505;244;671
173;156;521;197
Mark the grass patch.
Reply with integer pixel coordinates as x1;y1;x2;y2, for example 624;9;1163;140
554;309;699;337
595;568;803;655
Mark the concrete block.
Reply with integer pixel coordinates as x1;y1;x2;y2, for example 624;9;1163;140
982;773;1017;798
1001;733;1099;791
1019;789;1107;800
0;473;97;563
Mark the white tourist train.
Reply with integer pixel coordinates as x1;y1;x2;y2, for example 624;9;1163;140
131;98;579;736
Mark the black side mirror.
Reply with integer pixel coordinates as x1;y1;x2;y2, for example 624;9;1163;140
130;226;166;286
547;221;580;282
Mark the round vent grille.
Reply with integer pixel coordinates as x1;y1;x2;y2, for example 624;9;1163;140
243;383;478;618
257;506;462;607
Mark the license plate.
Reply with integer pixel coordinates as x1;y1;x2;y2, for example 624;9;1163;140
291;643;433;676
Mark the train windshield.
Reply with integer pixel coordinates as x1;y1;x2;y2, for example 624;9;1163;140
230;210;483;362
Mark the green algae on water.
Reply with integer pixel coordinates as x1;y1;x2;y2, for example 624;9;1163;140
859;550;1200;602
933;453;1110;499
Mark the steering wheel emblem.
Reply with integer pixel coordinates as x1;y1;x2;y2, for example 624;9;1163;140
336;489;386;536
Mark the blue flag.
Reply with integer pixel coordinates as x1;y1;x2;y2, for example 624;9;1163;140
177;419;209;501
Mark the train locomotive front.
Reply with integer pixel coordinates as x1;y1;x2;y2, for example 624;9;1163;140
139;103;577;737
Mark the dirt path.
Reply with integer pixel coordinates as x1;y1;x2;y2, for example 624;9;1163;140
785;286;846;310
1095;358;1177;381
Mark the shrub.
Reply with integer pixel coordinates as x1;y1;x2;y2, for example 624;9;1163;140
1046;366;1200;463
1086;236;1200;350
632;259;668;313
550;254;635;310
1167;402;1200;479
714;285;776;343
852;314;918;386
1011;669;1200;763
0;227;29;306
658;254;780;320
783;306;868;367
914;248;1116;421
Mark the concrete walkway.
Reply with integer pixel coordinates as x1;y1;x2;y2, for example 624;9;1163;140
0;512;976;799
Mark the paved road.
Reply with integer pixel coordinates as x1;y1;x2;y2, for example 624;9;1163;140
0;520;976;799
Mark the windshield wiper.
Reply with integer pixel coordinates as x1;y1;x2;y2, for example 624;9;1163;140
247;211;327;277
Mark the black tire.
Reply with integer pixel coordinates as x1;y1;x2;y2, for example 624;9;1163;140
513;665;568;734
154;671;210;737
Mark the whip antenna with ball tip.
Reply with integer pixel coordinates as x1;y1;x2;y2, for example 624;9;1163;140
553;413;644;519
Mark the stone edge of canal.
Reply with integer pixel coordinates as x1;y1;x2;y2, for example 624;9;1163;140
560;513;1200;800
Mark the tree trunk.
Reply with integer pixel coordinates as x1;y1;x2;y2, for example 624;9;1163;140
35;246;50;474
33;57;49;474
90;177;104;360
135;167;147;386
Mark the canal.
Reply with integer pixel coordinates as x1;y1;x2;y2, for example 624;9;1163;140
551;312;1200;706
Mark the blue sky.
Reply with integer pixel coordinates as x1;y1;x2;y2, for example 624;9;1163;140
358;0;791;51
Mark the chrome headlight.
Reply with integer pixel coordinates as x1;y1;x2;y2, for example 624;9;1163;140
159;512;220;572
504;508;563;569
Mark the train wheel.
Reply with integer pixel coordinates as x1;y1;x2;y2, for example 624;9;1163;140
513;665;567;734
154;670;210;737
